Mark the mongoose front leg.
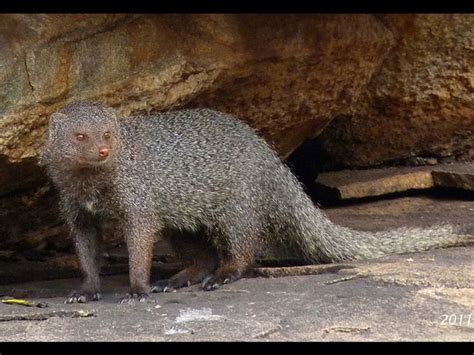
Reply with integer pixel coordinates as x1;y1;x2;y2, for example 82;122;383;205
120;218;157;303
65;214;102;304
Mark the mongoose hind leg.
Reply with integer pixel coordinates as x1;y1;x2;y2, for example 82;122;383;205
152;264;216;292
152;232;218;292
201;259;250;291
201;224;257;291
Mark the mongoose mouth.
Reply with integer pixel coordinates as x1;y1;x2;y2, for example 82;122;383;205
75;157;111;167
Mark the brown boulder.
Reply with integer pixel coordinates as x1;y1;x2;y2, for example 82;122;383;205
319;14;474;167
0;14;391;165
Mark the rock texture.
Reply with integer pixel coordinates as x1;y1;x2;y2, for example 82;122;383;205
319;14;474;167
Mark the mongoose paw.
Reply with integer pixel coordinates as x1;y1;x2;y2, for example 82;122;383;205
151;277;196;293
119;292;150;304
201;270;242;291
150;280;177;293
64;290;101;304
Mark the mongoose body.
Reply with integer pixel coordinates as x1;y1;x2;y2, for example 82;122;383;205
41;101;472;303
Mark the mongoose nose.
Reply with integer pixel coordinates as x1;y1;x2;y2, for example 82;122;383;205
99;147;109;158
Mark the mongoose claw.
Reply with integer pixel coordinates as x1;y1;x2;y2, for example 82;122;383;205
201;270;242;291
119;292;150;304
64;291;101;304
150;280;175;293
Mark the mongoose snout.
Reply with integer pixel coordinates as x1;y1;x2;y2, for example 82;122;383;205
98;146;110;158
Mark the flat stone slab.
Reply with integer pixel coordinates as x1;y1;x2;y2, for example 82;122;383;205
0;247;472;341
315;162;474;200
432;164;474;191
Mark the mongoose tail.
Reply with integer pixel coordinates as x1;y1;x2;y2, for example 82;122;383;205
289;192;473;263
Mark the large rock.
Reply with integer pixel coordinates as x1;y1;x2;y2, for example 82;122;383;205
319;14;474;167
0;14;391;165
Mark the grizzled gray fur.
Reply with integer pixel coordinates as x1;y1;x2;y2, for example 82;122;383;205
40;101;472;303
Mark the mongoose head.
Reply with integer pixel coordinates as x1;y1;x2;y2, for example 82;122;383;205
40;101;121;170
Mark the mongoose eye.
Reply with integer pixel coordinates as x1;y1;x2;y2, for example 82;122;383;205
103;131;111;139
76;133;87;141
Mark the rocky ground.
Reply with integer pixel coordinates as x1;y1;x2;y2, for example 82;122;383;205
0;193;472;341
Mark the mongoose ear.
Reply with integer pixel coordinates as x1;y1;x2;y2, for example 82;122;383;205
49;112;68;125
38;149;48;166
39;112;68;166
46;112;68;137
104;107;120;123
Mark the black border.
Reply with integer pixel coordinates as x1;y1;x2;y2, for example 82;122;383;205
1;2;474;351
1;341;474;353
2;0;474;14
